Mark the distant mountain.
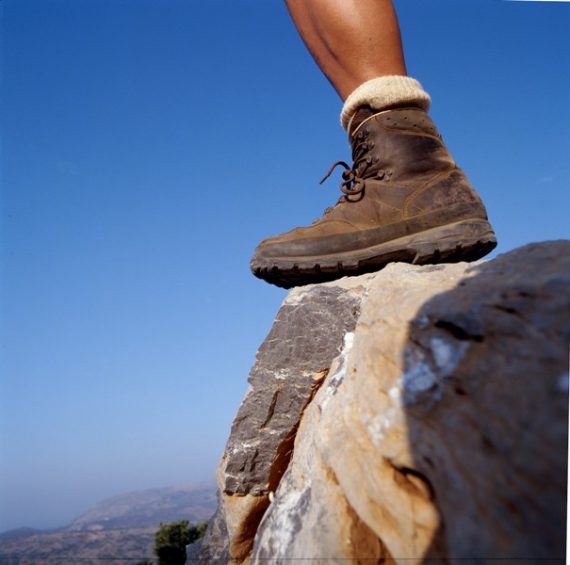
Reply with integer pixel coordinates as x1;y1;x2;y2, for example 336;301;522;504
0;527;46;541
0;482;217;564
68;482;216;531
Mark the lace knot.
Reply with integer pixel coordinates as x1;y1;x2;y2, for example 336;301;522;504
319;130;379;202
319;160;365;200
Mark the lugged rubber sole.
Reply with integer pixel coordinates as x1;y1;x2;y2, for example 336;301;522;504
251;219;497;289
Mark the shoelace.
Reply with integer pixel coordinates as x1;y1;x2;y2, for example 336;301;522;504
319;131;378;201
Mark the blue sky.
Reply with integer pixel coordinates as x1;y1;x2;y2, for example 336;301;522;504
1;0;569;531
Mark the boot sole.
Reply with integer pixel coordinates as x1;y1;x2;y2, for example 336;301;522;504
251;218;497;289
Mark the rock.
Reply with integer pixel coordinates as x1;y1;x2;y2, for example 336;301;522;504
189;494;229;564
199;241;569;564
198;278;367;562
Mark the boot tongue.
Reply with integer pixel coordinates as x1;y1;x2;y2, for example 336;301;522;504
347;105;376;138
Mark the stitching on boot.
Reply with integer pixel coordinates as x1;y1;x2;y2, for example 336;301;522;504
403;170;455;219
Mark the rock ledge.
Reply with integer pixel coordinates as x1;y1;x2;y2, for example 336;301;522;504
196;241;569;564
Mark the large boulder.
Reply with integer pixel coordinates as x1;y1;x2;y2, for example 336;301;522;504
197;241;569;564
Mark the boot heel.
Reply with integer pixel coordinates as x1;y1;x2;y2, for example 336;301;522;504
410;220;497;265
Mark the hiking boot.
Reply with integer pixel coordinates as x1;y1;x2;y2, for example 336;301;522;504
251;106;497;288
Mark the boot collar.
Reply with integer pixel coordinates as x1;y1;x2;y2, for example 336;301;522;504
347;105;427;140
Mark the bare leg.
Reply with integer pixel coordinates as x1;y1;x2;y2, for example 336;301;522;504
284;0;407;100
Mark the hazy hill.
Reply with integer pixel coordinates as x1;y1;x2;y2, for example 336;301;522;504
68;482;216;531
0;482;216;564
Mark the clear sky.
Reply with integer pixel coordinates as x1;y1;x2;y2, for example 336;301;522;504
1;0;569;532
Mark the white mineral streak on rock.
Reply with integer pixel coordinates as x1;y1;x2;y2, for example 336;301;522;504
388;385;401;400
268;485;308;550
430;336;469;377
319;332;354;412
283;289;309;306
272;369;291;380
229;440;260;456
366;383;404;445
403;356;437;395
343;330;354;350
401;336;468;405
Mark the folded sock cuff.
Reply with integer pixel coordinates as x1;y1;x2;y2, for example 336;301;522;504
340;75;431;129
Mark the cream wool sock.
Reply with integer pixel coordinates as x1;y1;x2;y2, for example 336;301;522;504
340;75;431;130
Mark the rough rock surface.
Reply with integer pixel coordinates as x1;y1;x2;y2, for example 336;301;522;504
196;241;569;564
199;279;368;562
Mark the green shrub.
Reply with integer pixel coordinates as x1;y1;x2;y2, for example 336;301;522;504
154;519;208;565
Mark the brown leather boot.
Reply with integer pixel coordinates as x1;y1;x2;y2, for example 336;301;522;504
251;106;497;288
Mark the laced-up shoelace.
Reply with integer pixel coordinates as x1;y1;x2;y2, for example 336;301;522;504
319;129;379;203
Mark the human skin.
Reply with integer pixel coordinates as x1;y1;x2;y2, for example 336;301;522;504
284;0;407;100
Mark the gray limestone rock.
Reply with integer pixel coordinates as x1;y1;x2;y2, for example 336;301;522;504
223;284;364;495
